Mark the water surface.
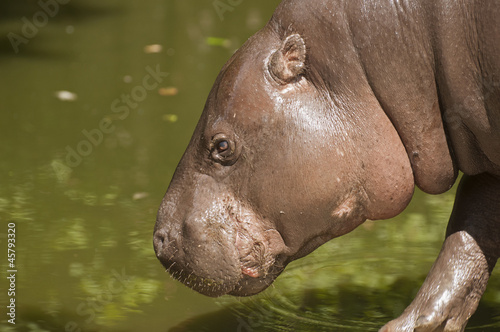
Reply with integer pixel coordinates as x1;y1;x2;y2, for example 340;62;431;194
0;1;499;331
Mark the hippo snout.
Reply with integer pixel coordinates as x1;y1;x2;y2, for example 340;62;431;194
153;211;243;297
154;175;289;296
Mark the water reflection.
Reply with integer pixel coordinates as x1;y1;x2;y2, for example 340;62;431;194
171;188;500;331
0;0;499;331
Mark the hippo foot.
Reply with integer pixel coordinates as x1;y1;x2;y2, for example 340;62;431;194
380;296;471;332
380;231;493;332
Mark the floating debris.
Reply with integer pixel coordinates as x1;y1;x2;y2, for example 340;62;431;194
158;86;178;96
123;75;133;83
144;44;163;54
132;192;149;200
206;37;231;48
55;90;77;101
162;114;178;123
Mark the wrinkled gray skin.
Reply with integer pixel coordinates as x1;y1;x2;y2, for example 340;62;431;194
154;0;500;330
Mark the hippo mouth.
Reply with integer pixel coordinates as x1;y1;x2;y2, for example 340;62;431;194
229;216;288;295
237;231;276;278
154;194;289;297
231;200;292;295
232;202;288;277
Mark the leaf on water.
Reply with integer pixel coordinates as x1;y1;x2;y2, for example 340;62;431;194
158;86;178;96
162;114;178;123
144;44;163;54
132;192;149;200
54;90;78;101
206;37;231;48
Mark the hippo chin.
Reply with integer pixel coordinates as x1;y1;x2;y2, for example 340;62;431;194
155;0;500;330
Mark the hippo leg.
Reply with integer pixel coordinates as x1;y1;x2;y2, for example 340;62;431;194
381;173;500;332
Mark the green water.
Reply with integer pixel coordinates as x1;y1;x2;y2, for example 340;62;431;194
0;1;499;331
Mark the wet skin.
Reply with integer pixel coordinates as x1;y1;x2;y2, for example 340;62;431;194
154;0;500;330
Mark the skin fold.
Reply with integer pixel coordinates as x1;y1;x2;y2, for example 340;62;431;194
154;0;500;330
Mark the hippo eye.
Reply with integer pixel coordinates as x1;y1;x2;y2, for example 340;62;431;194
217;140;229;153
210;134;238;165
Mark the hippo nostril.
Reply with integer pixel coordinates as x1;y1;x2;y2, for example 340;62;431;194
153;230;168;253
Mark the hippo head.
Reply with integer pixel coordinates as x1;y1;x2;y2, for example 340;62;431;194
153;25;414;297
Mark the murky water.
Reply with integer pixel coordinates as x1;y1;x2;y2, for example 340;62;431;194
0;1;499;331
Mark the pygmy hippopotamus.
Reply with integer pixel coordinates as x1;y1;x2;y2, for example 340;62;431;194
153;0;500;330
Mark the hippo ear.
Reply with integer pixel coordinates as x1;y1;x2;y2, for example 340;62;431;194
268;34;306;84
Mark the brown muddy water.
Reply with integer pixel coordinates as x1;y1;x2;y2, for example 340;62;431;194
0;0;499;331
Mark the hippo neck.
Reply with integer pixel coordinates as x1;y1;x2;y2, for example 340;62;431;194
272;0;499;189
270;0;456;193
345;0;460;193
347;0;500;178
